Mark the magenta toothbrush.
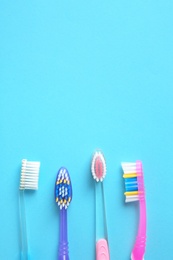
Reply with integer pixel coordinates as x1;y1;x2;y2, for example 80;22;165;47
91;151;110;260
55;167;72;260
122;161;146;260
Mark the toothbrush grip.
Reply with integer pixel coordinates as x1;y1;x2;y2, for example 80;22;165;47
131;161;146;260
96;239;110;260
20;252;30;260
131;200;146;260
19;190;29;260
58;208;69;260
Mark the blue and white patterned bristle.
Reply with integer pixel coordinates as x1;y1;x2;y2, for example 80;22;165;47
55;167;72;210
125;177;138;192
122;162;139;203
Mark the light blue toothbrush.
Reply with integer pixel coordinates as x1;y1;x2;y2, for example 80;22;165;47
19;159;40;260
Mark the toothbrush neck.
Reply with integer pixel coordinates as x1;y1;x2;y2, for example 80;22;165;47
58;208;69;260
138;198;146;237
59;208;68;242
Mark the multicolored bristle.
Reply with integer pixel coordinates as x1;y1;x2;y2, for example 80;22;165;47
19;159;40;190
55;167;72;210
122;161;144;203
91;151;106;182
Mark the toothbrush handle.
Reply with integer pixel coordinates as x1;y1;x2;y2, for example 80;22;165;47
131;199;146;260
19;190;29;260
96;239;110;260
58;208;69;260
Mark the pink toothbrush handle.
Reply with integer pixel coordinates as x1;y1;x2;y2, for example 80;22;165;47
131;200;146;260
96;239;110;260
131;161;146;260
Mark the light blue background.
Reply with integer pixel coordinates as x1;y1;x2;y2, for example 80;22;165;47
0;0;173;259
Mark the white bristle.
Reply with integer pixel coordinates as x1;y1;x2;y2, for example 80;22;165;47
125;195;139;203
121;162;136;174
19;159;40;190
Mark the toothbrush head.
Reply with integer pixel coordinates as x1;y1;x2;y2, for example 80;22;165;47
91;150;106;182
55;167;72;210
122;161;145;203
19;159;40;190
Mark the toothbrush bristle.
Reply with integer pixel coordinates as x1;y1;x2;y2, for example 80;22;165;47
55;167;72;210
19;159;40;190
122;161;144;203
91;151;106;182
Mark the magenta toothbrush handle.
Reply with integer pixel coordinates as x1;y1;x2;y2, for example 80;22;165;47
58;208;69;260
131;161;146;260
131;200;146;260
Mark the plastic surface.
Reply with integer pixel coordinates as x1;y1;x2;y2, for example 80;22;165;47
131;161;146;260
96;239;110;260
19;190;29;260
58;208;69;260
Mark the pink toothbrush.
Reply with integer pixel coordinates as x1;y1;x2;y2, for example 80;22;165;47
91;151;110;260
122;161;147;260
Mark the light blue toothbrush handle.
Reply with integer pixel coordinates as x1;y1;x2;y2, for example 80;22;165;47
19;190;29;260
20;252;30;260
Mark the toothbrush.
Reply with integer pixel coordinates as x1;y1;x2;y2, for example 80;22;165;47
122;161;146;260
55;167;72;260
19;159;40;260
91;151;110;260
